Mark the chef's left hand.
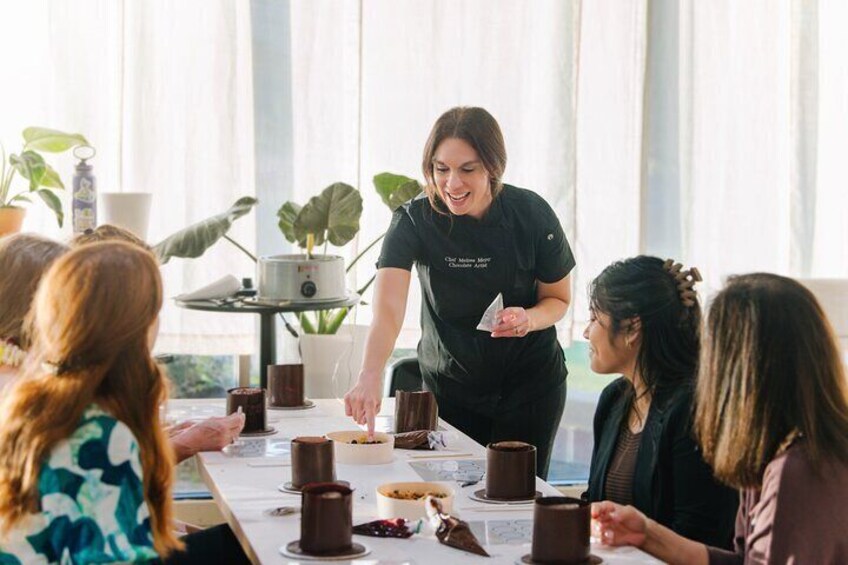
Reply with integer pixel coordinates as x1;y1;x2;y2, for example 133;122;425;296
491;307;533;338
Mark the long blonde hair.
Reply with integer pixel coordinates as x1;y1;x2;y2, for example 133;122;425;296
695;273;848;488
0;241;181;556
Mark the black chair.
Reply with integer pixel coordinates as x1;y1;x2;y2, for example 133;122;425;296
384;356;423;397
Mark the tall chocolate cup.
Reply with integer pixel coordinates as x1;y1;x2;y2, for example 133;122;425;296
268;364;305;407
394;390;438;433
226;387;266;433
291;436;336;489
485;441;536;499
300;482;353;555
531;496;591;563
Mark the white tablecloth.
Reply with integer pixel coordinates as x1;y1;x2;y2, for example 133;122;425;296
168;398;659;564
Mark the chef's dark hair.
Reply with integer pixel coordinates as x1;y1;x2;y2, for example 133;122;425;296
421;106;507;214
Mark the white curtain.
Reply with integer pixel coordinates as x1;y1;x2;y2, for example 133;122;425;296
0;0;257;355
6;0;846;352
288;0;848;342
289;0;581;346
679;0;848;291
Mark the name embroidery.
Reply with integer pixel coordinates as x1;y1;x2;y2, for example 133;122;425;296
444;256;492;269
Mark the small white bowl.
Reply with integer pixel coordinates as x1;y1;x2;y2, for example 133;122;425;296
325;431;394;465
376;481;455;520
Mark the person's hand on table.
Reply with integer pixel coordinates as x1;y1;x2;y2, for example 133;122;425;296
490;307;533;338
164;420;195;437
344;372;383;439
591;501;648;548
169;412;246;463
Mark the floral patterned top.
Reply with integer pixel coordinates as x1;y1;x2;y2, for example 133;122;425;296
0;405;158;564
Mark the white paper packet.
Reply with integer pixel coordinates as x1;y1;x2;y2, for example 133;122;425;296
175;275;241;301
476;293;504;332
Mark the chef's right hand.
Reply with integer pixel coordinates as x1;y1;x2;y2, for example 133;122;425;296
344;373;383;437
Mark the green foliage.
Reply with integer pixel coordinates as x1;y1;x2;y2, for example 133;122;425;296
277;182;362;249
0;127;89;227
296;173;423;334
163;355;235;399
152;197;258;264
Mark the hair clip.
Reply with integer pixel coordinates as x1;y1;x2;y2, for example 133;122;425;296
664;259;702;308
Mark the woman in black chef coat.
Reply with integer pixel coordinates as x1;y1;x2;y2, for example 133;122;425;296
344;107;574;478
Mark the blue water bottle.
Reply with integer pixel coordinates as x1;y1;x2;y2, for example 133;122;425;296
72;145;97;234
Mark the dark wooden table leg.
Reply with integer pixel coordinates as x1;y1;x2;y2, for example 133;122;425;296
259;312;276;389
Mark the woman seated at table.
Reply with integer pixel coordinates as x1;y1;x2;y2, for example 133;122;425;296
584;256;737;547
0;242;184;561
593;273;848;564
70;224;246;461
0;233;67;392
0;230;244;461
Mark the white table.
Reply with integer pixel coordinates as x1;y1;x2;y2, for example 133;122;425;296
168;399;659;564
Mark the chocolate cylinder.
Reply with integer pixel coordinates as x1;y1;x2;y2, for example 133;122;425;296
226;387;266;433
485;441;536;499
300;482;353;555
268;364;305;407
394;390;438;433
291;436;336;489
531;496;590;563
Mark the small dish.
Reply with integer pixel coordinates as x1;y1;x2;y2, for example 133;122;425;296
376;481;454;520
469;488;541;505
326;431;394;465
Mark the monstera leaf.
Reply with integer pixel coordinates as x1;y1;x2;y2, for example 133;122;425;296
292;182;362;247
373;172;423;211
153;197;258;264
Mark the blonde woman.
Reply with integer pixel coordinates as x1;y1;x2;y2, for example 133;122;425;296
593;274;848;564
0;242;182;561
0;234;68;391
69;224;246;462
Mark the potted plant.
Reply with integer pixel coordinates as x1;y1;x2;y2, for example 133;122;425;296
275;173;422;397
277;173;422;334
0;127;89;236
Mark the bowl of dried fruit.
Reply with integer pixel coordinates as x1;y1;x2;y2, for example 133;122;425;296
325;431;394;465
376;481;454;520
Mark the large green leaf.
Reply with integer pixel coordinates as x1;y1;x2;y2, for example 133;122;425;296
276;201;303;244
10;151;46;190
387;180;423;211
373;172;422;210
22;127;89;152
40;164;65;189
152;196;258;264
293;182;362;247
36;189;64;227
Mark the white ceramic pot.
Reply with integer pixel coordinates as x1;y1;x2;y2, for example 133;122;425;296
299;324;369;399
100;192;152;240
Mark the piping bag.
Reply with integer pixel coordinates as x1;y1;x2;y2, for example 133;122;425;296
476;293;504;332
425;495;489;557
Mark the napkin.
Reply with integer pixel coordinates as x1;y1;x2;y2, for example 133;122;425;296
175;275;241;301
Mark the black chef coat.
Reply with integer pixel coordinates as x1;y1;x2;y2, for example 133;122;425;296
377;185;575;416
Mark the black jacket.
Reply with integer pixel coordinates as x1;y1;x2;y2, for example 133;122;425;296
587;378;738;548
